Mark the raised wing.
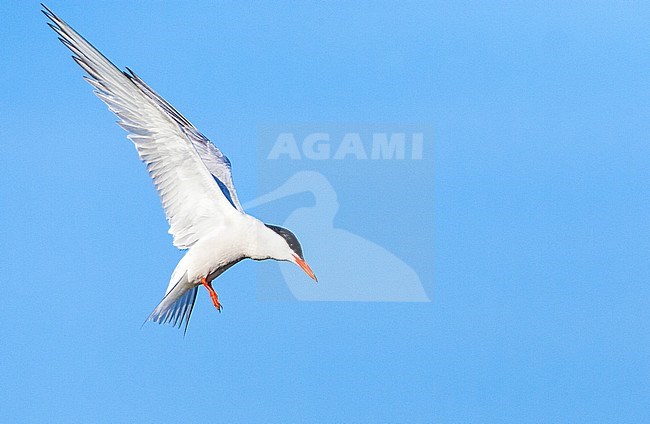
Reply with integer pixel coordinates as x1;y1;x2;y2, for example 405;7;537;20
43;5;241;249
125;69;243;211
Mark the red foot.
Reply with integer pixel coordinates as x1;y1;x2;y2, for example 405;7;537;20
201;276;222;312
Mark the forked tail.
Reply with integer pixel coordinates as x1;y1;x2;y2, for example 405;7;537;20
146;271;198;334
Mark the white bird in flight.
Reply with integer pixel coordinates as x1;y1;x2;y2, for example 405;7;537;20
43;5;317;332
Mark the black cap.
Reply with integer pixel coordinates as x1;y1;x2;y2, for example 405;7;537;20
265;224;304;259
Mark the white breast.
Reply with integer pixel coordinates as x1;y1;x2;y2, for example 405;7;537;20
166;213;258;292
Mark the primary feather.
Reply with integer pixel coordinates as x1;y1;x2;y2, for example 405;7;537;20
43;5;241;250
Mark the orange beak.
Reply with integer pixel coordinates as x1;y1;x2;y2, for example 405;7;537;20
294;255;318;282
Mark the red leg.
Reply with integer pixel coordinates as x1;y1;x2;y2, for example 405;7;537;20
201;276;222;312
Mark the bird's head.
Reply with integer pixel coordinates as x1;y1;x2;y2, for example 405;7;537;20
253;223;317;282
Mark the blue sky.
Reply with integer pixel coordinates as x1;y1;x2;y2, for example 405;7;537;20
1;1;650;422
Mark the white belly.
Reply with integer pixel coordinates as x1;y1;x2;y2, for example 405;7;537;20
165;215;256;293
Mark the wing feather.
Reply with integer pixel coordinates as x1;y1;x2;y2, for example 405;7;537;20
43;5;240;249
125;69;244;211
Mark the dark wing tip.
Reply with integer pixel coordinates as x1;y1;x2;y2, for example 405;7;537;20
123;66;136;79
41;4;61;26
41;3;53;16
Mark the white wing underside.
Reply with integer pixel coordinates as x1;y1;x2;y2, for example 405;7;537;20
44;6;243;250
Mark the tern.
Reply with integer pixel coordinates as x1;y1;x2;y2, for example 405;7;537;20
43;5;317;332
